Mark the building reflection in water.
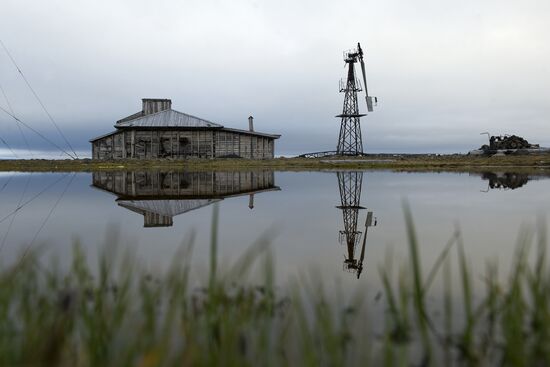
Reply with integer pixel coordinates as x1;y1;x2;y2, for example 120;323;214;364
336;171;376;279
92;171;280;227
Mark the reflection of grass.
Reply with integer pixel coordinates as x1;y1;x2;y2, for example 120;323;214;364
2;153;550;172
1;209;550;365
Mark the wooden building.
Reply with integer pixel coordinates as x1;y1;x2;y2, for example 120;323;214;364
90;99;280;159
92;170;280;227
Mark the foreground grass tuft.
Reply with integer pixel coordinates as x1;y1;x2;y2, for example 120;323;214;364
1;210;550;366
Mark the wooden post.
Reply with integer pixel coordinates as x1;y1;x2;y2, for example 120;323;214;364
172;131;175;158
131;130;135;158
176;132;180;158
122;131;126;158
212;131;215;158
131;171;136;196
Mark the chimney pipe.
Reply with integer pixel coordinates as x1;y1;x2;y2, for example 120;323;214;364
142;99;172;116
248;116;254;132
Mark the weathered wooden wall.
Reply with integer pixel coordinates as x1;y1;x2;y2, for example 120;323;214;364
92;129;275;160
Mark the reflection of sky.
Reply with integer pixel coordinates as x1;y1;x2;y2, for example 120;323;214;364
0;171;549;298
0;149;91;160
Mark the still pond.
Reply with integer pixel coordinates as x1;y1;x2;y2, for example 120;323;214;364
0;169;548;296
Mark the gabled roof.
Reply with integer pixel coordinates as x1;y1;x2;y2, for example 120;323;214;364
89;130;119;142
115;109;223;129
221;127;281;139
117;111;144;124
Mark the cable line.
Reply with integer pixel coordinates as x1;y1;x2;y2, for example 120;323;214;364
0;105;75;159
28;172;75;247
0;39;78;158
0;172;32;252
0;135;18;159
0;174;14;193
0;83;21;158
13;173;75;268
0;82;33;157
0;173;69;225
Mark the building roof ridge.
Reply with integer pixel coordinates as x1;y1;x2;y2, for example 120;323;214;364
115;108;224;128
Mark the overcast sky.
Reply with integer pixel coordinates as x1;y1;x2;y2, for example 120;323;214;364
0;0;549;156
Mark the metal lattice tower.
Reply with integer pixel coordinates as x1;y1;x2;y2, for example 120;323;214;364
336;60;365;155
298;42;376;159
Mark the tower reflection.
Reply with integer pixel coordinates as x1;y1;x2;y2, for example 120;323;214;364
336;171;376;279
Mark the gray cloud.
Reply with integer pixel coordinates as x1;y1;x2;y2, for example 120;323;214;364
0;0;549;155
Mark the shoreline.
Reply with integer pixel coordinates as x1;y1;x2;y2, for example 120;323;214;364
1;154;550;172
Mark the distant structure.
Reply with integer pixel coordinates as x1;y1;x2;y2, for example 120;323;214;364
90;99;280;159
92;170;280;227
469;134;548;156
300;43;377;158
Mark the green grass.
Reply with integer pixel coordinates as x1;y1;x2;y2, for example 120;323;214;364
3;153;550;172
1;207;550;366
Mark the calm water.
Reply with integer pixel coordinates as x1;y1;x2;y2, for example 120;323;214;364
0;170;549;294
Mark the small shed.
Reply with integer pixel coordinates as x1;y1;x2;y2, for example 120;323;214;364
90;99;280;159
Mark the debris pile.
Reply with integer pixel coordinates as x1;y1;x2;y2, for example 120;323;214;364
470;135;548;155
483;135;538;151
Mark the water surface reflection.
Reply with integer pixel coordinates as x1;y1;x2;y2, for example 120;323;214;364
471;171;550;191
336;172;376;279
92;171;280;227
92;170;380;280
1;169;550;290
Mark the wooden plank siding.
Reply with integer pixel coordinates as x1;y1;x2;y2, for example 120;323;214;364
92;129;276;160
